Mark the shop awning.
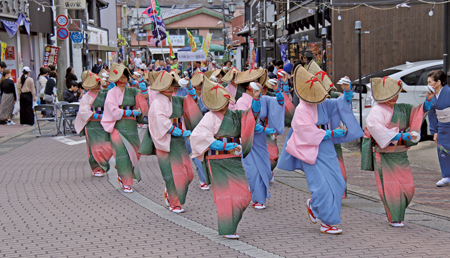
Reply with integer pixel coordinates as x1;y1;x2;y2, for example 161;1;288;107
87;44;120;52
148;47;180;54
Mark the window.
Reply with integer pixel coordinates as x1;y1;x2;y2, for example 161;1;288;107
209;29;223;40
167;29;199;36
401;70;423;86
418;66;443;85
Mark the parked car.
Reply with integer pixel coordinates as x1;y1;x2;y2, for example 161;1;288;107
351;60;443;138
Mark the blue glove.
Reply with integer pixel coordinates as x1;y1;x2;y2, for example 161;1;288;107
275;88;285;105
424;98;432;111
251;97;261;116
131;80;137;86
283;84;290;93
343;89;353;103
107;82;116;90
323;129;347;140
392;133;412;141
132;110;141;116
168;126;191;137
37;99;41;105
124;110;132;117
186;82;197;100
92;113;102;119
255;124;276;134
139;82;147;93
210;140;238;151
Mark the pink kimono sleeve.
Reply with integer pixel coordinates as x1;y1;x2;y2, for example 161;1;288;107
74;91;95;134
190;112;220;161
366;104;398;149
148;95;173;152
285;102;326;165
225;83;237;110
135;92;149;116
235;93;252;111
101;87;124;133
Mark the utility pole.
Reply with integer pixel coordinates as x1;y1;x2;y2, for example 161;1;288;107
261;0;266;68
55;0;69;101
444;3;449;81
84;4;90;72
222;0;227;60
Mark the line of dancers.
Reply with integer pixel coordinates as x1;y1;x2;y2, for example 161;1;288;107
74;60;433;238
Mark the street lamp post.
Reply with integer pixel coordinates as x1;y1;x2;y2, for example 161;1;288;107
356;20;363;147
321;27;327;72
300;36;308;59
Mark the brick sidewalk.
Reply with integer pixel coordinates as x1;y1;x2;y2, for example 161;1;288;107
1;132;450;257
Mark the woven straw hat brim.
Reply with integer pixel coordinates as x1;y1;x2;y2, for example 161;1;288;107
307;60;337;92
149;71;160;85
222;67;239;83
204;70;213;79
143;71;149;80
371;77;406;103
294;66;329;104
151;71;174;91
81;70;91;82
170;72;182;87
191;72;205;87
210;68;226;78
99;69;108;79
236;68;267;84
258;70;268;88
109;63;130;82
201;77;236;111
83;72;101;89
264;75;273;89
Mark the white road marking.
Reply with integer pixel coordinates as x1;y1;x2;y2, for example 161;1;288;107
53;136;86;145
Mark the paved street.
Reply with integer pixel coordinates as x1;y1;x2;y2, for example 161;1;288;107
1;124;450;257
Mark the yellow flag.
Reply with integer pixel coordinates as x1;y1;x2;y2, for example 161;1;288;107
166;32;175;58
202;33;212;53
187;30;197;52
0;42;7;61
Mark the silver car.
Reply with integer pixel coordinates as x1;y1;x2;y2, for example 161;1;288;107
352;60;442;138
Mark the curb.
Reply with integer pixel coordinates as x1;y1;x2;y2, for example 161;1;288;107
0;122;49;144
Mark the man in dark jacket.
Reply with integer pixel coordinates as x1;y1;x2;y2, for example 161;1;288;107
92;59;103;74
63;81;82;103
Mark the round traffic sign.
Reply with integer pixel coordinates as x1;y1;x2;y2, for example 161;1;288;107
56;14;68;27
57;28;69;40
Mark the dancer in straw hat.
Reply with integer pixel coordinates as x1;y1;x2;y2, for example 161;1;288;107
172;72;210;190
222;67;240;110
190;77;262;239
361;76;432;227
277;66;363;234
101;63;149;193
234;69;285;209
74;71;113;177
143;71;202;213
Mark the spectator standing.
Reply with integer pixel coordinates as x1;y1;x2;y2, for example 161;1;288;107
0;69;17;125
65;67;77;90
42;71;57;117
268;65;276;79
146;56;152;67
92;59;103;74
0;62;7;105
134;53;143;68
16;67;35;126
37;67;49;103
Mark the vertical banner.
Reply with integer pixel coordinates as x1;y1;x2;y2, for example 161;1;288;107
166;31;175;58
202;33;212;53
4;46;16;83
187;30;197;52
43;45;60;67
254;48;259;68
249;38;254;69
280;44;288;63
0;42;7;61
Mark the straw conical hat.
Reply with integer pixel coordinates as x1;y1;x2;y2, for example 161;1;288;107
142;70;149;80
81;70;91;82
371;77;406;103
222;67;239;83
307;60;337;92
264;75;274;89
294;66;329;104
109;62;130;82
210;68;227;78
191;72;205;87
83;71;102;90
201;77;236;111
151;71;180;91
236;68;267;87
204;70;213;79
148;71;160;85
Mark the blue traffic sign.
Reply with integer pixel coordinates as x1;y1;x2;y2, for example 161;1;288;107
70;32;84;43
57;28;69;40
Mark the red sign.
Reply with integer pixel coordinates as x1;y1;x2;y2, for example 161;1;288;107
10;69;17;83
56;14;68;27
5;46;15;60
147;35;166;47
43;45;60;67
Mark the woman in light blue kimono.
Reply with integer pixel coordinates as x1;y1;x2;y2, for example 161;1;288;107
427;70;450;187
277;67;363;234
234;69;285;210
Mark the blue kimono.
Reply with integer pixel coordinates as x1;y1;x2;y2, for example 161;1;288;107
277;95;363;225
241;94;285;205
428;85;450;178
176;88;209;183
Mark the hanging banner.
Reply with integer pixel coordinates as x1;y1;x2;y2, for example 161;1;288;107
43;45;60;67
0;42;7;61
177;51;206;62
1;20;19;38
187;30;197;52
202;33;212;54
280;44;288;63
